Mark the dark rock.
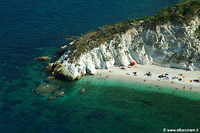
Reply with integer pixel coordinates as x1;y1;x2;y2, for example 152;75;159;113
34;56;50;61
44;66;52;71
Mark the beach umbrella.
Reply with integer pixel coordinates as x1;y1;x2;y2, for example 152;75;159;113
165;73;169;76
132;62;136;66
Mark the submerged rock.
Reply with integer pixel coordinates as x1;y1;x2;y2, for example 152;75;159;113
53;90;65;97
79;88;85;93
48;96;56;100
46;76;55;81
35;83;60;97
34;56;50;61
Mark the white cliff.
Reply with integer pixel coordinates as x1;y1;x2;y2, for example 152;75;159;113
51;17;200;80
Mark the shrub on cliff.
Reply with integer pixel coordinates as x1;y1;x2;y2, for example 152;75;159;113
67;0;200;63
142;0;200;28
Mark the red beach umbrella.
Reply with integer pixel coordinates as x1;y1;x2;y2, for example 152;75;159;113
132;62;136;66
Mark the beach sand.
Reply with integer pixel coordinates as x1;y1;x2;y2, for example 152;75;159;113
95;64;200;92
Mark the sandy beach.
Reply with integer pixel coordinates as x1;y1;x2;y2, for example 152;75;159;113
95;64;200;92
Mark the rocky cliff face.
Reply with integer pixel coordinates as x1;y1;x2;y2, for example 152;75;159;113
50;17;200;80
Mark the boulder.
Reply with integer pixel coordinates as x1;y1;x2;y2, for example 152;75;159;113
46;76;55;81
35;83;59;97
66;37;74;41
45;63;54;71
79;88;85;93
60;45;67;49
51;72;55;76
44;66;52;71
34;56;50;61
53;90;65;97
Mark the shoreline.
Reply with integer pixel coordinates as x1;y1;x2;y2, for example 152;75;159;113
94;64;200;93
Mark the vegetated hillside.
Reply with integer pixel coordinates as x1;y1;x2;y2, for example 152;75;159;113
66;0;200;63
48;0;200;80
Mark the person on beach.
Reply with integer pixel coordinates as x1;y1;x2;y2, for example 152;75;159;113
121;67;126;70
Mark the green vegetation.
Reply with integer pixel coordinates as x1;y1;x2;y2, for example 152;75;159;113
170;52;196;64
171;53;188;63
67;0;200;63
67;22;131;62
142;0;200;27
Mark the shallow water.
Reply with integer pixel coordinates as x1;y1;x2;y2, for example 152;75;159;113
1;0;199;132
79;76;200;100
1;76;200;132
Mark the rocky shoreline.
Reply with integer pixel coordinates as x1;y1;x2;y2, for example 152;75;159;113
34;0;200;98
47;16;200;81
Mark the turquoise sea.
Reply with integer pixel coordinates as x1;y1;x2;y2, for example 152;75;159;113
1;0;200;132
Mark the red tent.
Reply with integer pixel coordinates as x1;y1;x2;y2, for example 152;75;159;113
132;62;136;66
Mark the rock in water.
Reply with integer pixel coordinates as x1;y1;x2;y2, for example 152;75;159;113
34;56;50;61
44;66;52;71
35;83;59;97
66;37;74;41
79;88;85;93
56;45;68;55
48;96;56;100
46;76;55;81
53;90;65;97
44;63;54;71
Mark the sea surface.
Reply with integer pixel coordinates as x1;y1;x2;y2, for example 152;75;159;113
1;0;200;132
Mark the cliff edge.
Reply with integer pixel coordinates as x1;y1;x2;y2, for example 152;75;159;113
48;0;200;80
